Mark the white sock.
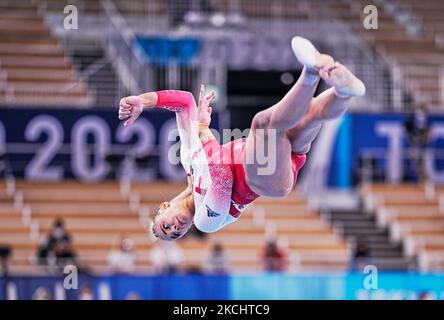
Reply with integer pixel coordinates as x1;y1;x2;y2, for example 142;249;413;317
334;77;366;98
334;88;351;98
302;69;319;86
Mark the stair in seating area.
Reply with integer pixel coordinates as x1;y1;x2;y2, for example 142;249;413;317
69;48;123;107
362;183;444;272
326;209;415;271
0;0;93;107
0;179;30;274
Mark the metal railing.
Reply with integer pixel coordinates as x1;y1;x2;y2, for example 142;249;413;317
101;0;148;94
390;63;444;111
101;0;227;108
27;0;393;111
5;0;439;111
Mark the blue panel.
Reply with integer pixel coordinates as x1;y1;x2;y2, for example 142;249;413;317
96;274;229;300
328;112;444;187
3;274;444;300
328;115;352;188
345;273;444;300
134;36;201;65
1;275;229;300
0;279;4;300
229;273;345;300
231;273;444;300
0;108;220;181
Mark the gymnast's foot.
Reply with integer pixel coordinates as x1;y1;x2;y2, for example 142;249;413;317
292;36;365;97
320;62;366;97
291;35;334;86
291;36;333;72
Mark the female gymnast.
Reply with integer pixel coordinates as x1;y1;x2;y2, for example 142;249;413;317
117;36;365;240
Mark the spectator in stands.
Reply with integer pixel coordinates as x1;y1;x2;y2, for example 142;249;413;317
0;245;11;276
78;284;94;300
37;218;77;272
49;218;76;268
149;241;183;274
53;236;77;269
418;291;435;300
126;291;142;300
204;242;229;274
350;237;371;272
48;218;69;244
107;235;136;274
260;239;288;272
404;105;431;183
32;286;51;300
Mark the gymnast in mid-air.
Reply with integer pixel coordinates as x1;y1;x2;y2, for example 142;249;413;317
117;36;366;240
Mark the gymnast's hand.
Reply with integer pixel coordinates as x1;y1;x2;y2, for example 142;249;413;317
197;84;216;126
118;95;144;127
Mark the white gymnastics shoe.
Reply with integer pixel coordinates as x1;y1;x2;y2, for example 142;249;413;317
291;36;320;70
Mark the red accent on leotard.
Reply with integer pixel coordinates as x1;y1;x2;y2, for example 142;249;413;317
195;176;205;195
202;138;306;218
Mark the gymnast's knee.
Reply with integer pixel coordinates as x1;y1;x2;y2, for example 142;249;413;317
246;175;292;198
268;183;292;197
251;111;272;130
252;107;294;131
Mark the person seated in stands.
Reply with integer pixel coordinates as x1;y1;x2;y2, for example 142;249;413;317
125;291;142;300
260;238;288;272
78;284;94;300
107;235;136;274
149;241;183;274
53;236;77;269
32;286;51;300
404;105;431;183
0;246;11;276
37;218;77;271
47;218;69;243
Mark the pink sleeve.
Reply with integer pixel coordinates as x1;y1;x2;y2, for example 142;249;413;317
155;90;197;112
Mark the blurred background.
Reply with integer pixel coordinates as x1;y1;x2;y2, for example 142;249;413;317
0;0;444;300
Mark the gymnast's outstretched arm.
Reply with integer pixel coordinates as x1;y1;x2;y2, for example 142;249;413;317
118;89;201;173
118;87;233;232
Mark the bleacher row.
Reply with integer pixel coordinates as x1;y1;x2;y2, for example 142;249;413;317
0;0;91;106
1;0;443;109
363;183;444;272
0;180;348;275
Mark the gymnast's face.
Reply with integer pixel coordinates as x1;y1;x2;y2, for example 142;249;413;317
152;202;193;241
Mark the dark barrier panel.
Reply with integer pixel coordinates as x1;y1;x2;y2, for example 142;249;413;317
0;108;220;182
0;274;229;300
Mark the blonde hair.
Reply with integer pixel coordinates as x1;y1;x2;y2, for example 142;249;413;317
145;210;160;242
